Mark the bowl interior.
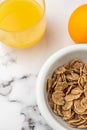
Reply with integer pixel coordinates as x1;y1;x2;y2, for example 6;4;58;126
43;49;87;130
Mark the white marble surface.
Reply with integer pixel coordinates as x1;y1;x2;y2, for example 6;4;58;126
0;0;87;130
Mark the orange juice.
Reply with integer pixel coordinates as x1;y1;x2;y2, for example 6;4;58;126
0;0;46;48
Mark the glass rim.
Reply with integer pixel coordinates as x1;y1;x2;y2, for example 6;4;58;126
0;0;46;33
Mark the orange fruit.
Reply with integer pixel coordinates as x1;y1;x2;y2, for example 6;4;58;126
68;4;87;43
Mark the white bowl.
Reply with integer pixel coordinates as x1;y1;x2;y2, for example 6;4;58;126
36;44;87;130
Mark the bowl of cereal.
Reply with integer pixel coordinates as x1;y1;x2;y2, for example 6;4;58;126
36;44;87;130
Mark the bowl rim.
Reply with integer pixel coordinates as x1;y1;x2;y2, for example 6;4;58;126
36;44;87;130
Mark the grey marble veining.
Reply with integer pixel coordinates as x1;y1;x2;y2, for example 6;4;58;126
0;71;51;130
0;45;51;130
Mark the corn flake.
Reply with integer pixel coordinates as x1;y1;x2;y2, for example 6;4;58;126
47;59;87;128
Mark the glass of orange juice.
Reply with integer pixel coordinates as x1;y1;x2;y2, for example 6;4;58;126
0;0;46;48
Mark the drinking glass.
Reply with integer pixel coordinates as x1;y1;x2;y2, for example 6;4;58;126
0;0;46;48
